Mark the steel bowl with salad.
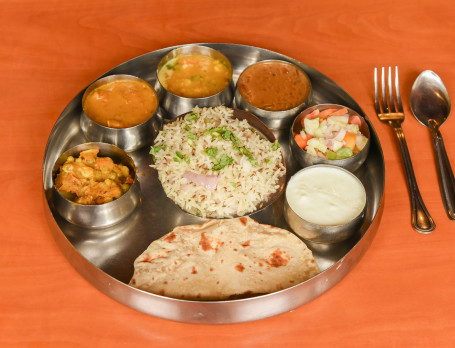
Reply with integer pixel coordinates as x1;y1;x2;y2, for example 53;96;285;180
290;104;370;172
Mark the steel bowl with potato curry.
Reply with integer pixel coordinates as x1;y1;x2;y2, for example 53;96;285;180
54;148;134;205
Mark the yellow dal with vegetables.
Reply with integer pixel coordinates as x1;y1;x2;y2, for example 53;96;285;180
158;54;231;98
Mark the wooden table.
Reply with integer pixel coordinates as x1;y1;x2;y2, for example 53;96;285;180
2;0;455;346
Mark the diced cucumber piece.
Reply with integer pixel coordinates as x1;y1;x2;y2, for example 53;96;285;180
329;139;344;152
346;124;359;134
327;150;337;160
306;145;317;157
336;147;353;159
304;118;320;136
307;138;327;154
327;115;349;126
356;134;368;150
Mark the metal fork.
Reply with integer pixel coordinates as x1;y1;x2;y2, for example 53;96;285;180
374;66;435;233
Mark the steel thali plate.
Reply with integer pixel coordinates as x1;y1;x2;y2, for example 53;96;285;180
42;43;385;324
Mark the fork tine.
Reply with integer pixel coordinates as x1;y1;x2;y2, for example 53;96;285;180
388;67;396;112
374;66;405;119
380;67;389;113
374;67;381;114
395;66;404;112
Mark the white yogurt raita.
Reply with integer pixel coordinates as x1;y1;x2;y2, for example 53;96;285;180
286;165;366;226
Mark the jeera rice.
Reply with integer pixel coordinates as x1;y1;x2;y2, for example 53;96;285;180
150;106;286;218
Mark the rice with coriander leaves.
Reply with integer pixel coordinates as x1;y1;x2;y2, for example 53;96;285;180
150;106;286;218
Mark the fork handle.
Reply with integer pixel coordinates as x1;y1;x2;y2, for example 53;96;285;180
430;126;455;220
392;125;436;233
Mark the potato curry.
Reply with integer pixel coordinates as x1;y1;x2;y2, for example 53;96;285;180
55;148;134;205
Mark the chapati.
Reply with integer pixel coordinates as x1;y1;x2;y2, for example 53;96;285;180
129;217;320;300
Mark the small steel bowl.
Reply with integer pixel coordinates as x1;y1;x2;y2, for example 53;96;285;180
284;165;367;244
52;142;141;229
290;104;370;172
80;74;161;152
234;60;312;129
155;45;234;118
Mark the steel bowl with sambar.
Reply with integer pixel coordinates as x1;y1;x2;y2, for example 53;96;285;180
235;60;312;129
80;74;161;152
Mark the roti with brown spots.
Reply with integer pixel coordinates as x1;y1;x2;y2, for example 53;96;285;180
129;217;320;300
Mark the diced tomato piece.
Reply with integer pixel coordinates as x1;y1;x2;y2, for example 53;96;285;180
329;107;349;116
343;132;357;149
294;133;307;148
316;108;339;119
294;133;312;149
303;109;320;121
349;115;362;126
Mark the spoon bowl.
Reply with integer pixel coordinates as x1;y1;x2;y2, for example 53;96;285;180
411;70;455;220
411;70;451;127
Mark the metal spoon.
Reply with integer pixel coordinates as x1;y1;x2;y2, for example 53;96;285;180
410;70;455;220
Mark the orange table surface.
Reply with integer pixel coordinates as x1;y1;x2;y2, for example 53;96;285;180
2;0;455;346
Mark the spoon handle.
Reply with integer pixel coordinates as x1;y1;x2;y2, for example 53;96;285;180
393;125;436;233
431;128;455;220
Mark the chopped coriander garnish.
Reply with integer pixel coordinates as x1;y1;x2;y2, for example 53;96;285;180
174;151;190;163
204;126;224;140
222;129;232;141
183;125;190;131
166;61;179;70
239;146;259;166
212;154;233;171
271;141;281;150
204;147;218;162
204;126;258;166
203;147;233;171
190;75;203;81
150;144;167;156
229;132;241;148
204;126;228;135
186;112;199;122
187;132;196;140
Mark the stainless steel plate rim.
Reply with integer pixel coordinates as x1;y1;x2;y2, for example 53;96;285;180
42;43;385;324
